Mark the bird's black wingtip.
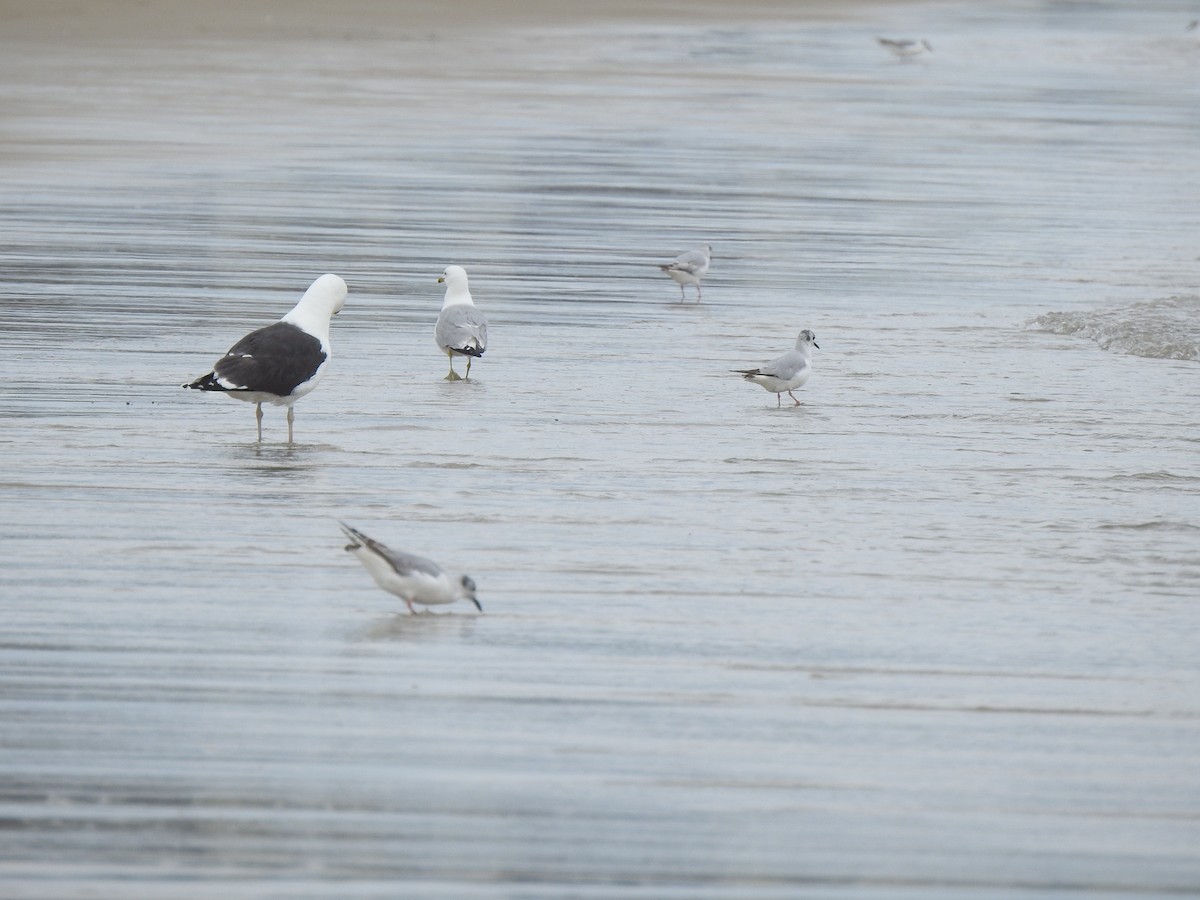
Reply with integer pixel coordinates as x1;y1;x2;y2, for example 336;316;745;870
338;521;363;549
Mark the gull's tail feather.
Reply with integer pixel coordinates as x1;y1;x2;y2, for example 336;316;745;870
183;372;223;391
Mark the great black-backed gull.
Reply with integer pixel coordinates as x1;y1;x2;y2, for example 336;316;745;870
339;522;482;613
732;330;819;407
877;37;933;59
183;273;347;442
435;265;488;381
658;244;712;300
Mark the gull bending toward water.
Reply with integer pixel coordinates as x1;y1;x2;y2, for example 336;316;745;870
658;243;712;300
435;265;488;380
182;274;347;442
877;37;933;59
733;330;819;407
340;522;482;614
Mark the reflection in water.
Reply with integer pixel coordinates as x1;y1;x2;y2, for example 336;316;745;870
357;612;481;643
240;441;332;470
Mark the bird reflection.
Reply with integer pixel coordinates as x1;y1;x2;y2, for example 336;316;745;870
357;612;479;643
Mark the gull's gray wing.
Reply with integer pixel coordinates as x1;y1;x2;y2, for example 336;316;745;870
436;306;488;355
665;249;708;275
377;545;444;579
756;350;807;379
340;522;443;577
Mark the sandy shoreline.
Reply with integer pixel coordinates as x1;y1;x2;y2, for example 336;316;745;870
1;0;907;41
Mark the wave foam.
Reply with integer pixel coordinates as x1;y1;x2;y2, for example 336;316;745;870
1029;295;1200;361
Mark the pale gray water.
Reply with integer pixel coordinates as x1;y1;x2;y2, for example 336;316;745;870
2;0;1199;897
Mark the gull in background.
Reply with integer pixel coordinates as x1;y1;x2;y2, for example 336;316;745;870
435;265;488;380
658;243;712;300
877;37;933;59
183;274;347;442
733;330;819;407
340;522;482;614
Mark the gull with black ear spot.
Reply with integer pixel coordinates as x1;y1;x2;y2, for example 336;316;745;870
339;522;482;614
435;265;488;380
733;330;819;407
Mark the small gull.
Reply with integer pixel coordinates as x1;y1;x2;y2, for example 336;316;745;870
340;522;482;613
733;330;819;407
435;265;488;380
183;273;347;442
658;243;712;300
877;37;933;59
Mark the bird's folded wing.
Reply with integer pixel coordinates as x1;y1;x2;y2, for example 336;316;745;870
341;523;445;579
437;307;488;350
378;546;445;578
757;354;806;379
213;322;325;394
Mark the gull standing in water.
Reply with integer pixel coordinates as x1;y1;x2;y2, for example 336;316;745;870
340;522;482;614
183;273;347;442
658;243;712;300
733;330;819;407
877;37;933;59
435;265;488;380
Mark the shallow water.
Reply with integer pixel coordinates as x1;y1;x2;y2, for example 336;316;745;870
2;0;1199;896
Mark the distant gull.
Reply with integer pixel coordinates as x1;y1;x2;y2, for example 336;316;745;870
435;265;488;380
658;243;712;300
340;522;482;614
1188;20;1199;34
877;37;933;59
733;330;819;407
183;274;347;442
